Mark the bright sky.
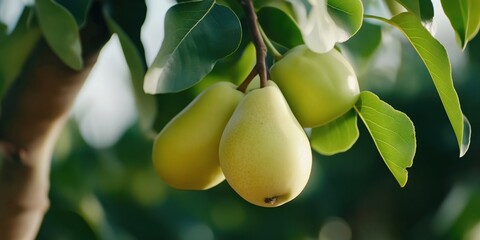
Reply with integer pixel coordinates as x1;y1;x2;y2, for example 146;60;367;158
73;0;174;148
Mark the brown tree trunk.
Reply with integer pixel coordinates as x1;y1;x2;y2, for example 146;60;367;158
0;12;109;240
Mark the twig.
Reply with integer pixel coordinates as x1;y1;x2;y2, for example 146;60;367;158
239;0;268;88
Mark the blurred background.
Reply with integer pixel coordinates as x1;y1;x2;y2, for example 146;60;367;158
2;0;478;239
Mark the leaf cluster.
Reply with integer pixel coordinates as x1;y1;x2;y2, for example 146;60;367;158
142;0;476;187
0;0;477;187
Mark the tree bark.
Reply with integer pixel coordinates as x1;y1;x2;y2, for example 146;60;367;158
0;11;109;240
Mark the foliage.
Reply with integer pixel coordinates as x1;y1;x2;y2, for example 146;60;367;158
143;0;242;94
135;0;473;187
1;0;480;239
354;91;415;187
35;0;83;70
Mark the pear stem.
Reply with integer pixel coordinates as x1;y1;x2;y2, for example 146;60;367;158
237;67;258;92
239;0;268;88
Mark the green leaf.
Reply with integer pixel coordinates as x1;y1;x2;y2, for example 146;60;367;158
466;0;480;44
257;6;303;49
369;12;470;157
327;0;364;34
392;0;434;21
310;109;359;156
394;0;419;14
55;0;92;27
195;43;256;91
0;22;7;39
418;0;434;21
254;0;299;19
35;0;83;70
103;0;147;50
341;21;382;71
441;0;480;49
144;0;242;94
103;6;157;135
354;91;415;187
461;115;472;157
153;90;196;133
302;0;363;53
0;7;41;96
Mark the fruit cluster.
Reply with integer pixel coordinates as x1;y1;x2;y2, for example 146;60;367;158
152;45;360;207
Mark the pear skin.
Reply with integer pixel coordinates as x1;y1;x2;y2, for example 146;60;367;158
271;45;360;128
153;82;244;190
219;81;312;207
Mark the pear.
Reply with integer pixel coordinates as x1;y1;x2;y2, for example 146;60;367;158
270;45;360;128
153;82;244;190
219;81;312;207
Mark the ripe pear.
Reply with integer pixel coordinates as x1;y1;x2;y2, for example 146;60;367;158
219;81;312;207
270;45;360;128
152;82;244;190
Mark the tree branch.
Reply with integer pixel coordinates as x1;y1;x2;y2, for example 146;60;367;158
0;6;109;239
